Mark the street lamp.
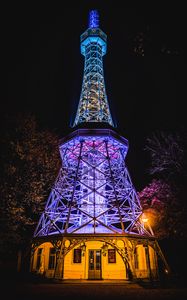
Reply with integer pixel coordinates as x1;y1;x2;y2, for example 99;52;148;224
141;213;154;236
142;216;148;223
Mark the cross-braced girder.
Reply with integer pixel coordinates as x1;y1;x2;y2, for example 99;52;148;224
73;31;114;127
34;130;152;237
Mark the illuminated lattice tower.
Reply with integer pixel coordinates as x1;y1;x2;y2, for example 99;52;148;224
34;11;151;238
73;10;114;127
32;10;170;281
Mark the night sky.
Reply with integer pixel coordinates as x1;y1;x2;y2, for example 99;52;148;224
4;1;186;190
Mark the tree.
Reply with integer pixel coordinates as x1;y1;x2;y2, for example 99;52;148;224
0;113;61;259
138;179;187;239
139;130;187;240
144;130;184;178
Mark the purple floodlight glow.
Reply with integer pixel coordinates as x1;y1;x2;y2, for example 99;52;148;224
34;130;151;237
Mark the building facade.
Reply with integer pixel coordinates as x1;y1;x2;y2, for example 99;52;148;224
30;10;169;281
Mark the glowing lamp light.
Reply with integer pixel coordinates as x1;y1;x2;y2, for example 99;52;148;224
141;213;148;223
142;217;148;223
140;211;154;236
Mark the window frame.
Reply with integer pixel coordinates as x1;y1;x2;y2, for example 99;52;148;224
134;247;139;269
108;249;116;263
73;248;82;263
48;247;56;270
36;248;43;270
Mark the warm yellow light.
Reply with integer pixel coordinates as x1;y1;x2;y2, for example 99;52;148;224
141;213;148;223
140;210;155;235
142;217;148;223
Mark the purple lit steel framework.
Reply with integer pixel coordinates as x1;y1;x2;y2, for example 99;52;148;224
34;11;153;238
34;130;152;237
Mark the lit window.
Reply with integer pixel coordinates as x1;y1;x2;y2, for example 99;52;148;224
134;248;139;269
73;249;82;263
36;248;43;270
48;248;56;270
108;249;116;263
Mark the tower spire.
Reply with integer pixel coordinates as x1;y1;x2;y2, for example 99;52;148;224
88;10;99;28
88;9;99;28
73;10;114;127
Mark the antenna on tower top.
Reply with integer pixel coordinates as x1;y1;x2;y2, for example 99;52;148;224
88;9;99;28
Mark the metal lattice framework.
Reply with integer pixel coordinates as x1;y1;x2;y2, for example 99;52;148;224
73;20;114;127
34;129;152;237
34;11;154;239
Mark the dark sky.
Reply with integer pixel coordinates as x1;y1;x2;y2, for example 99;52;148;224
4;1;186;189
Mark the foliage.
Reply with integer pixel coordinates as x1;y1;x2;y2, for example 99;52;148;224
139;130;187;240
0;113;60;258
138;179;187;239
144;130;184;178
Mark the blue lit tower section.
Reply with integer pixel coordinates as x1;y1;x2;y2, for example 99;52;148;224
73;10;114;127
34;11;153;237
